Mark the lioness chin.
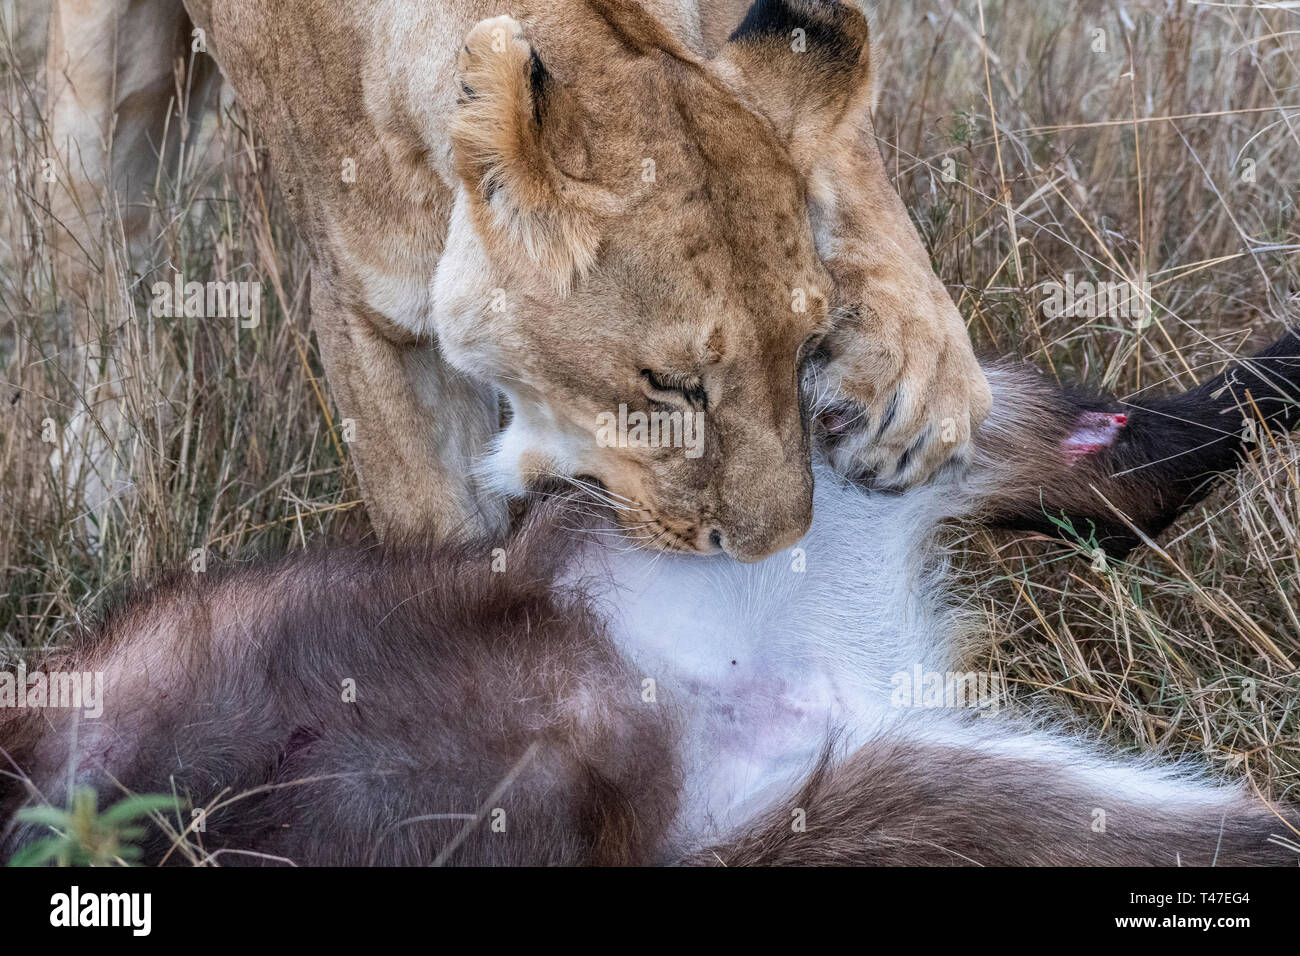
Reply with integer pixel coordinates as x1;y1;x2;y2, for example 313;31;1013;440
47;0;990;559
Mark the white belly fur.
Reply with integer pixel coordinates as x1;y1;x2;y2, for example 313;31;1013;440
563;465;971;843
563;464;1247;848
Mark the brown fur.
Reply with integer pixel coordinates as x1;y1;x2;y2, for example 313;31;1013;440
4;499;1294;866
0;505;679;866
686;735;1298;866
965;331;1300;555
6;339;1300;865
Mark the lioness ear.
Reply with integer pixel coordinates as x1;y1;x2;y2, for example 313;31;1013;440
717;0;874;171
451;15;609;291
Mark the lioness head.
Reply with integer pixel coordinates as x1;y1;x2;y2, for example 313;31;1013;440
433;0;875;562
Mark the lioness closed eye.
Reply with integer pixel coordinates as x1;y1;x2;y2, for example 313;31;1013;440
47;0;990;556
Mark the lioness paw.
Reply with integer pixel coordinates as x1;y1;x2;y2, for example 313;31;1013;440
816;310;991;487
457;15;531;87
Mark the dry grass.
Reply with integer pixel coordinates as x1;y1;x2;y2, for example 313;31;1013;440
0;0;363;662
867;0;1300;801
1;0;1298;806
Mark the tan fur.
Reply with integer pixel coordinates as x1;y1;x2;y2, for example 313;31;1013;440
46;0;990;555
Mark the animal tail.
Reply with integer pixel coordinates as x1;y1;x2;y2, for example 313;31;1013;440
684;726;1300;866
969;327;1300;555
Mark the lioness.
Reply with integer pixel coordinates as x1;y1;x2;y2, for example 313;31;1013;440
46;0;991;559
5;333;1299;865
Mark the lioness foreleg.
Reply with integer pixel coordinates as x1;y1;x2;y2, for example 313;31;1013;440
812;110;992;488
309;277;505;543
715;0;991;487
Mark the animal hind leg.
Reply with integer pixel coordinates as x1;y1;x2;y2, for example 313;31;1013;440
688;726;1298;865
967;330;1300;556
823;329;1300;556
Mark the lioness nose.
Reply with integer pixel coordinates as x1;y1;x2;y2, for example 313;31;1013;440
709;503;811;564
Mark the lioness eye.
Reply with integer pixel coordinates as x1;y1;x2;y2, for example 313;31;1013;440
799;334;829;371
641;369;708;410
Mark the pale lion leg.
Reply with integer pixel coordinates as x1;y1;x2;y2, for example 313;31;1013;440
813;110;992;488
44;0;195;533
309;277;505;543
701;0;991;487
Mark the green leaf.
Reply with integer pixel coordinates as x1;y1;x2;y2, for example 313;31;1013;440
99;794;182;826
6;837;67;868
13;806;72;829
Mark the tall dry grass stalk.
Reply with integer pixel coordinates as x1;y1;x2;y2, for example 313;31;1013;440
0;0;1297;798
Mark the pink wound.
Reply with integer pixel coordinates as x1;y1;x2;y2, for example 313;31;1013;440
1062;412;1127;464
